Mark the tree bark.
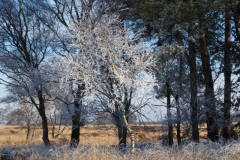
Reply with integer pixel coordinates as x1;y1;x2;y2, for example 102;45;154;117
70;84;85;147
232;2;240;42
117;122;127;147
37;90;50;146
184;0;199;143
176;102;181;145
166;82;173;146
199;23;218;141
26;119;31;141
175;31;184;145
166;83;181;144
23;96;31;141
115;88;133;151
70;101;81;148
122;127;127;146
112;108;126;147
174;93;181;145
114;86;133;147
117;124;125;146
222;4;232;140
188;27;199;142
118;100;135;153
121;112;134;153
177;55;183;145
122;87;131;147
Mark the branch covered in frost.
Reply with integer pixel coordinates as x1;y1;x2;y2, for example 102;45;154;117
57;14;157;106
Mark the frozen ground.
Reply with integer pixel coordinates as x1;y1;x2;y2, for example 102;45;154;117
1;140;240;160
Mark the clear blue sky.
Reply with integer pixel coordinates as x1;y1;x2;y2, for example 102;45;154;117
0;84;6;108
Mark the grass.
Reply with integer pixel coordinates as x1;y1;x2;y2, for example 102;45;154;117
1;141;240;160
0;124;166;147
0;124;209;147
1;124;230;160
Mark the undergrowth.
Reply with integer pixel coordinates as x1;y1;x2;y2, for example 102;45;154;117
1;140;240;160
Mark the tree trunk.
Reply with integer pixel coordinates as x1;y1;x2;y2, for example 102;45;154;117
70;101;80;148
176;98;181;145
222;4;232;140
199;23;218;141
117;118;128;147
37;91;50;146
232;2;240;42
70;84;85;148
122;113;134;153
122;127;127;146
119;102;134;153
26;119;31;141
117;124;125;146
175;31;184;145
177;55;183;145
112;110;126;147
121;87;131;147
31;115;40;141
188;27;199;142
184;0;199;142
117;122;127;147
166;82;173;146
40;113;50;146
166;81;180;145
23;96;31;141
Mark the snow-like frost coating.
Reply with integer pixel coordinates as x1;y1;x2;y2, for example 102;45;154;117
56;14;157;110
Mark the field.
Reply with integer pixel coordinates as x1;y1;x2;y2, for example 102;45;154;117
0;124;163;147
2;124;240;160
0;124;210;147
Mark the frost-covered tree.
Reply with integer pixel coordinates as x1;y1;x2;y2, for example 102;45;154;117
56;14;157;153
0;0;54;146
40;59;91;147
93;85;153;147
30;0;112;147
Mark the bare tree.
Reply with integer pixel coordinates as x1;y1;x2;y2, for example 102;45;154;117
0;0;53;146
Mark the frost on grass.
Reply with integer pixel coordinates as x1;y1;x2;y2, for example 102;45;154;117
1;141;240;160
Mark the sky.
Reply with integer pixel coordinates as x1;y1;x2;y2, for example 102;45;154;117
0;84;6;108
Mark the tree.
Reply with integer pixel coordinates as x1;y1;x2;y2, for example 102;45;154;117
43;61;92;147
231;1;240;132
31;0;110;147
94;85;150;147
221;0;231;139
69;83;85;147
0;0;53;146
112;0;202;143
118;0;231;142
57;14;156;153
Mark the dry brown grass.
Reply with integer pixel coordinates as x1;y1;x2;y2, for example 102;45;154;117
2;141;240;160
2;124;240;160
0;124;165;147
0;124;210;148
46;143;240;160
